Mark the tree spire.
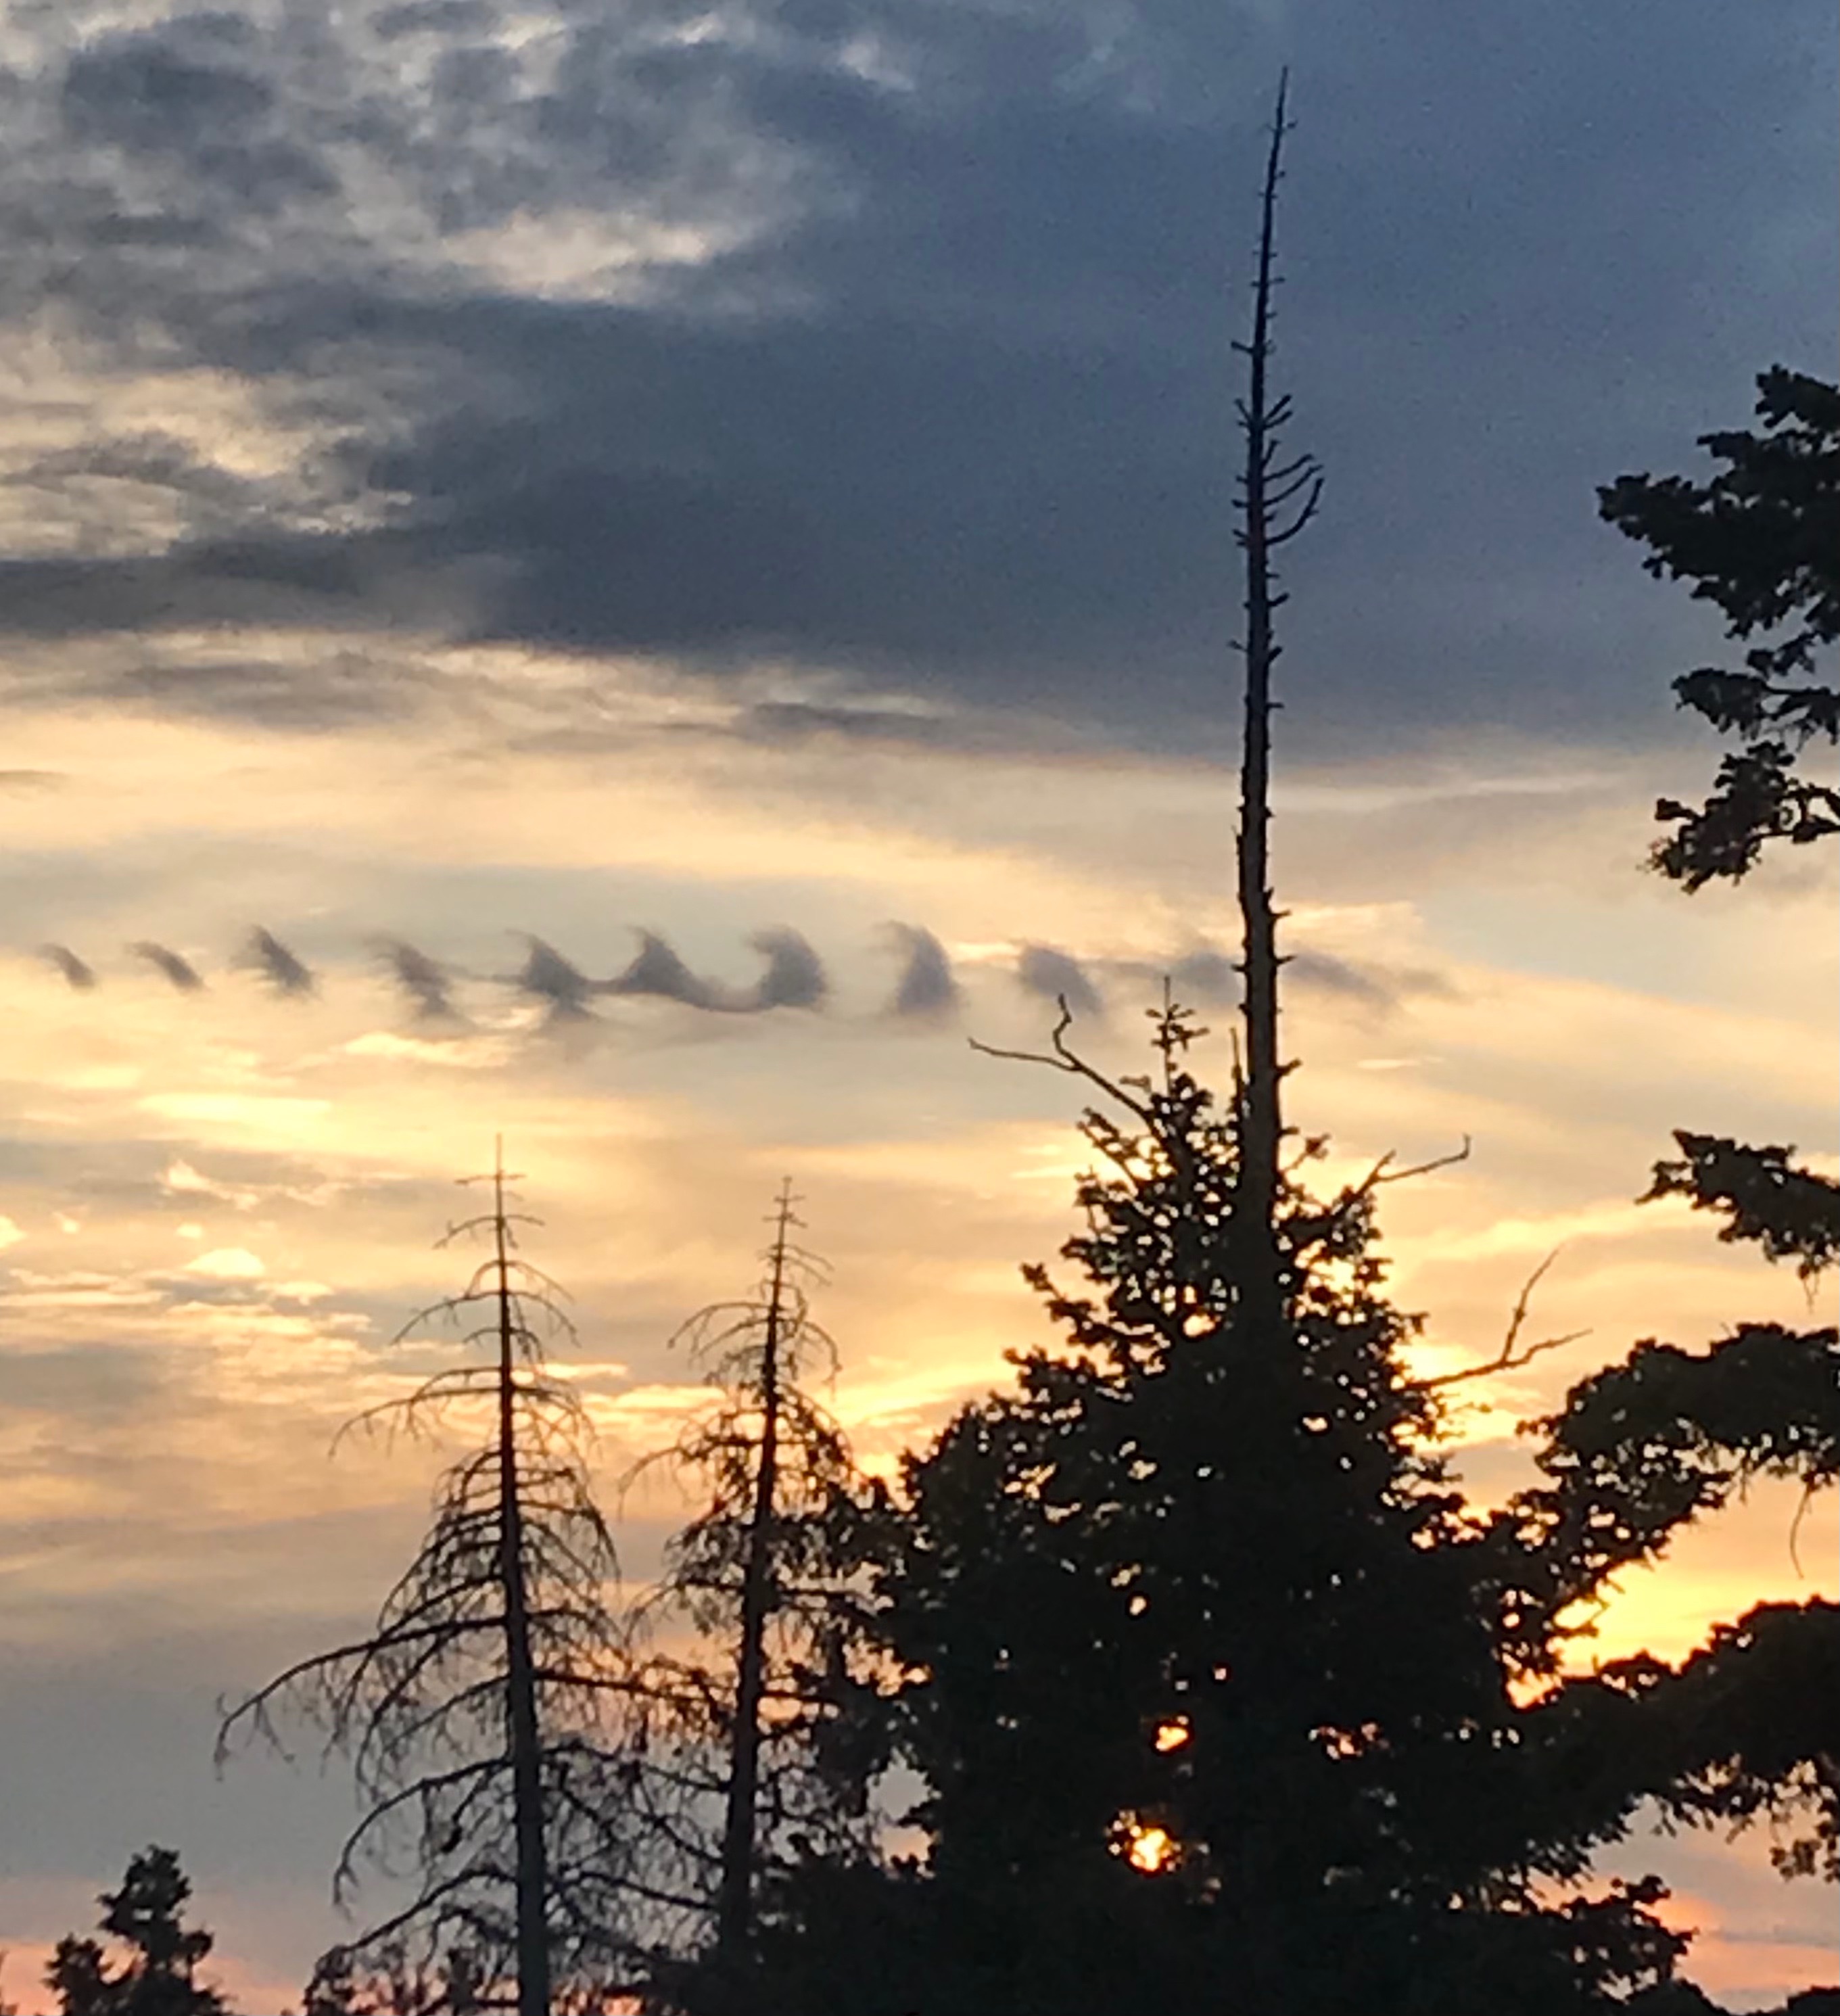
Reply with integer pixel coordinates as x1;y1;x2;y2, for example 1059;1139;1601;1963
489;1142;552;2016
1233;70;1320;1324
714;1176;799;1963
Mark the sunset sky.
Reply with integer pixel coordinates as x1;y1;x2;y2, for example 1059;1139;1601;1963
0;2;1835;2009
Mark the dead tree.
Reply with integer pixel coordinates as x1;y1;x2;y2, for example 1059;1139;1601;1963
622;1183;881;1998
1233;72;1321;1330
219;1151;645;2016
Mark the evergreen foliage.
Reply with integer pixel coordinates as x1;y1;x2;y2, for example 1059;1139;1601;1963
1599;367;1839;885
46;1850;228;2016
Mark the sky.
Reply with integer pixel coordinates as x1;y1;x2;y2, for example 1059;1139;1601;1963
0;0;1835;2009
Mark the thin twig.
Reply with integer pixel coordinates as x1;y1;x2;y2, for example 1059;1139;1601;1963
1419;1249;1592;1390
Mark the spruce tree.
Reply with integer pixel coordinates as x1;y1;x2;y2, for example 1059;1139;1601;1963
618;1185;884;2012
46;1850;228;2016
1501;372;1840;1920
219;1154;642;2016
749;86;1701;2016
1598;367;1838;887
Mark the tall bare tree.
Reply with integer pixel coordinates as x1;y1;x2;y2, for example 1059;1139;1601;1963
1232;70;1321;1330
220;1152;642;2016
621;1183;882;2006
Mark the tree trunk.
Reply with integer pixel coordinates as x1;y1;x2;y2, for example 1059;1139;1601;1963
1235;76;1312;1336
493;1166;551;2016
714;1187;792;1967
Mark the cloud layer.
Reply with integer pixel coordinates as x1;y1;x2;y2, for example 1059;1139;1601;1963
0;1;1826;755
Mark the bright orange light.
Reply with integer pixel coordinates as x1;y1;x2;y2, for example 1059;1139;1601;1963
1153;1718;1191;1752
1111;1812;1181;1875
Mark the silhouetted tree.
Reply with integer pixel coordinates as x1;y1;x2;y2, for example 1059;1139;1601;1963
220;1155;642;2016
298;1941;486;2016
822;995;1720;2015
47;1849;229;2016
1599;367;1838;887
619;1185;884;2011
745;85;1787;2016
1230;67;1321;1333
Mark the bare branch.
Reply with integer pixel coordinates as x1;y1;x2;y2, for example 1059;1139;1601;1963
1419;1250;1593;1390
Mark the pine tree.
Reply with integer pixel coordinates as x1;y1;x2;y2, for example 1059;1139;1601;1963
219;1153;642;2016
746;85;1707;2016
1507;370;1840;1923
618;1185;884;2012
46;1850;228;2016
1598;367;1839;887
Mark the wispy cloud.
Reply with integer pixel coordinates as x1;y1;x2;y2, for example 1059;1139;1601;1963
127;941;205;992
374;938;461;1025
1017;943;1102;1020
887;923;960;1021
241;927;315;999
39;944;95;991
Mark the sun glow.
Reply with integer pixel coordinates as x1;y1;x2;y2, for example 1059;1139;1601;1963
1112;1814;1181;1875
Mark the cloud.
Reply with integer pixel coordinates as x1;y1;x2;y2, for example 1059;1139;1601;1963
1288;952;1461;1015
128;941;205;992
1016;943;1103;1021
512;935;597;1021
1171;949;1238;1006
375;937;461;1023
39;944;96;990
241;927;316;998
747;928;827;1012
183;1246;268;1282
887;923;960;1021
0;0;1821;761
604;929;724;1011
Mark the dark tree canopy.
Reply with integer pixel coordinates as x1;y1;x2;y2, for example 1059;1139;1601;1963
747;1007;1726;2015
1645;1131;1840;1281
47;1849;228;2016
1599;367;1839;886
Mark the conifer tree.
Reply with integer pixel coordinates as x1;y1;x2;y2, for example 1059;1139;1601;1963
1598;367;1838;887
1508;372;1840;1913
619;1184;882;2011
46;1850;228;2016
747;87;1707;2016
1231;66;1320;1330
219;1155;641;2016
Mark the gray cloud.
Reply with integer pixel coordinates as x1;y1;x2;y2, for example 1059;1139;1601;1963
40;943;97;990
375;937;461;1023
887;922;959;1021
1170;949;1238;1006
604;929;724;1011
128;941;205;992
747;928;827;1012
0;1;1821;759
1288;951;1461;1016
1017;944;1103;1021
242;927;316;998
513;935;597;1022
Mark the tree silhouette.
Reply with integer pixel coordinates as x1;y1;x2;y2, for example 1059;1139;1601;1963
1230;66;1321;1332
1599;367;1839;887
841;994;1719;2015
46;1849;228;2016
218;1154;641;2016
740;85;1814;2016
619;1184;884;2009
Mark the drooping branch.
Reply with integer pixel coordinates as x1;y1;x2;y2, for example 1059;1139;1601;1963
219;1155;646;2011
